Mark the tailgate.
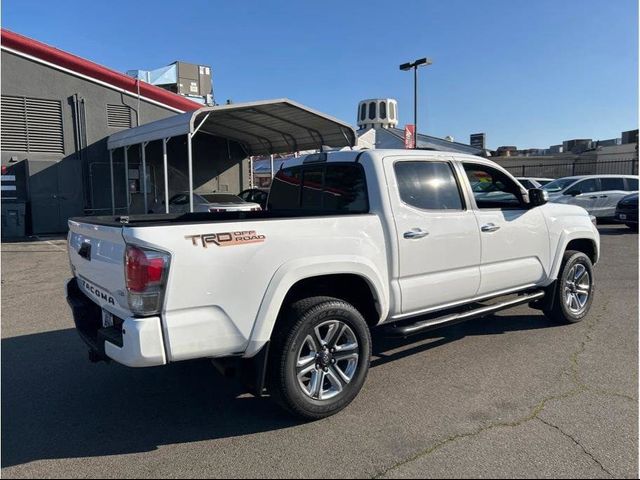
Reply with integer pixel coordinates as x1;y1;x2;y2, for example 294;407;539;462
68;219;129;315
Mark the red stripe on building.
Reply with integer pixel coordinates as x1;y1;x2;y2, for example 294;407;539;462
1;29;202;112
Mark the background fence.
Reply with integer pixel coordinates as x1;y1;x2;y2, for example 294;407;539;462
502;159;638;179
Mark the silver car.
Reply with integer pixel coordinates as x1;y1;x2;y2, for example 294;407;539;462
544;174;639;218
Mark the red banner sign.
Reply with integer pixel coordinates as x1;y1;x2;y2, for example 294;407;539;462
404;124;416;149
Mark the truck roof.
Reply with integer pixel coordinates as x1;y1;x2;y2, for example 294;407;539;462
280;149;488;169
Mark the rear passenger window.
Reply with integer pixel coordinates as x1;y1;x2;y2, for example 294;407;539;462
601;177;625;191
268;163;368;213
627;178;638;190
394;161;464;210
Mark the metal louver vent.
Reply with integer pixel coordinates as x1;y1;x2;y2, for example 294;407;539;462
107;104;132;128
1;95;64;154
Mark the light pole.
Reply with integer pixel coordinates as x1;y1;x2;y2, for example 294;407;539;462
399;57;432;148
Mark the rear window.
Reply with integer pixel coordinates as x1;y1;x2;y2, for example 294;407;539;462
627;178;639;190
600;178;625;191
268;163;368;213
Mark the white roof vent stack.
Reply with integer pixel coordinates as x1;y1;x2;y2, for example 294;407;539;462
357;99;398;130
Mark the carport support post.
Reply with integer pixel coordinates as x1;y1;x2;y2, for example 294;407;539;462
187;133;194;213
163;138;169;214
124;146;130;214
270;154;275;179
141;142;149;213
109;149;115;215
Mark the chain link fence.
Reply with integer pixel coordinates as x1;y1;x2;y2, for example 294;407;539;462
502;159;638;178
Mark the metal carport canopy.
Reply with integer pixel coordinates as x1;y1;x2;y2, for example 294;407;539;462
107;98;357;154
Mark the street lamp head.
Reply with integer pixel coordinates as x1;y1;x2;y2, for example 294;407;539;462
399;58;433;71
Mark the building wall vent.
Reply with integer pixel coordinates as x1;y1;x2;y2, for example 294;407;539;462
106;104;133;129
1;95;64;154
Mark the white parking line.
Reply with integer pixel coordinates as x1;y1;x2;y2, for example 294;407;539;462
34;236;67;252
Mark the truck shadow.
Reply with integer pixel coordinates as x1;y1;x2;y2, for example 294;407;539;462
2;312;557;467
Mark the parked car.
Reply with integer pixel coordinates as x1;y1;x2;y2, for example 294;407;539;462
239;188;269;210
615;192;638;230
516;177;554;189
543;174;639;218
67;150;599;420
152;192;261;214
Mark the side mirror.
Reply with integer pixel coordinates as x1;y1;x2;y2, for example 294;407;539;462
529;188;549;207
565;189;580;197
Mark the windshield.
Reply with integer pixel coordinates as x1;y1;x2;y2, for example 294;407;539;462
199;194;244;204
542;178;576;193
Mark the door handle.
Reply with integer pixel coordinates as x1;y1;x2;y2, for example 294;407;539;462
481;223;501;233
589;195;599;199
404;228;429;239
599;195;608;198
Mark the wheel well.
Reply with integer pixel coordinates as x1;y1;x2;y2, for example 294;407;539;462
566;238;597;263
278;274;381;329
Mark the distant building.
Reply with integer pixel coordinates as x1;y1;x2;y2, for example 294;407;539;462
549;144;564;154
495;146;518;157
563;139;593;154
622;129;639;144
469;133;486;150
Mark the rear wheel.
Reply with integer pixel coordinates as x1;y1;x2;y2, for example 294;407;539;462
267;296;371;420
544;250;595;324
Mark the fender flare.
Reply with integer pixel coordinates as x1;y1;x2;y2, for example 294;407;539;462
243;255;389;357
546;230;599;284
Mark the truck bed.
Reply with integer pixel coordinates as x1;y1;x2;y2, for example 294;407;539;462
71;209;369;228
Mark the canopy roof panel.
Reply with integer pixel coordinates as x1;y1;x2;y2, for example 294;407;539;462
107;99;356;155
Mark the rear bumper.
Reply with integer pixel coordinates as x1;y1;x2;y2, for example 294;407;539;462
66;278;166;367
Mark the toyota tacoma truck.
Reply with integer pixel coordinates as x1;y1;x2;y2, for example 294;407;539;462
66;150;599;419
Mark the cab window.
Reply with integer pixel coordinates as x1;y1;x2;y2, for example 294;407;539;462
463;163;523;209
394;161;464;210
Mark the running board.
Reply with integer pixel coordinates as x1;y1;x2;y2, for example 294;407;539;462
384;290;545;337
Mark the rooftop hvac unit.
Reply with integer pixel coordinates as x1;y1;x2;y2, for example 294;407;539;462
127;61;213;102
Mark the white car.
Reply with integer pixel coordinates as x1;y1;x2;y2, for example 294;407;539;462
543;174;639;218
67;150;599;420
516;177;554;189
153;192;261;214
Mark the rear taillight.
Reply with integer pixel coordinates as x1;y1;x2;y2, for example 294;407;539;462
125;245;170;316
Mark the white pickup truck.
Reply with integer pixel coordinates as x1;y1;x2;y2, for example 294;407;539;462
66;149;600;419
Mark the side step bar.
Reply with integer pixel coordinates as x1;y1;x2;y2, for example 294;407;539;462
385;290;545;337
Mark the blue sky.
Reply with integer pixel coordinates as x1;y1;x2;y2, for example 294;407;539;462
3;0;637;149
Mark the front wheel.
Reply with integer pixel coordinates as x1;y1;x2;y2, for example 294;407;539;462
544;250;595;324
267;296;372;420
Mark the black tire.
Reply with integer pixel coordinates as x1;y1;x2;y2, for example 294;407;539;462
267;296;372;420
544;250;595;324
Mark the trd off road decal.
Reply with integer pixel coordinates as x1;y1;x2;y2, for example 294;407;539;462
185;230;266;248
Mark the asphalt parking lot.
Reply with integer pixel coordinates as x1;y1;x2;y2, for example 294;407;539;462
2;225;638;478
